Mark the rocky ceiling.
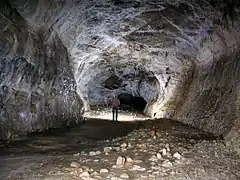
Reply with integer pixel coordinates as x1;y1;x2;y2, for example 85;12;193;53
0;0;240;139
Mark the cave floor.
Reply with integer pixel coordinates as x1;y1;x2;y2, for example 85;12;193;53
0;118;239;180
83;107;151;121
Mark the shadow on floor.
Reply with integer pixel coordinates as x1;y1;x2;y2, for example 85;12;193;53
0;118;220;156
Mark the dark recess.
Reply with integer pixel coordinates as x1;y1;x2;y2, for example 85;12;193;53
118;93;147;112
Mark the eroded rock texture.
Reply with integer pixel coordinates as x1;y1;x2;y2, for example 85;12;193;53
0;0;240;139
0;1;83;139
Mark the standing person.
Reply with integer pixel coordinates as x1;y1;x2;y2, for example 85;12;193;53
110;95;120;121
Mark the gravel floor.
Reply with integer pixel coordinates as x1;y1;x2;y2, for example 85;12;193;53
0;116;239;180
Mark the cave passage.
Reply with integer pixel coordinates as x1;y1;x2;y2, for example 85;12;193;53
118;93;147;112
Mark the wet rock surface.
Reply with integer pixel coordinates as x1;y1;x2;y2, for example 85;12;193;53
0;118;239;180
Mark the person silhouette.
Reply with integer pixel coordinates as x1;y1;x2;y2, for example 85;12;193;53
110;95;120;121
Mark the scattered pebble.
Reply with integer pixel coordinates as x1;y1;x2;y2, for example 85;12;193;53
70;161;80;168
166;144;170;152
162;160;173;168
73;153;80;157
116;156;126;165
91;171;99;176
100;168;109;173
120;142;128;148
161;148;167;156
120;173;130;179
132;165;146;171
80;171;90;177
156;153;162;159
173;152;181;160
126;156;134;163
95;150;101;155
89;151;96;156
103;147;112;153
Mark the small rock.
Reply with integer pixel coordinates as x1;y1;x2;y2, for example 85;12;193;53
126;156;134;163
132;165;146;171
70;161;80;168
103;147;112;153
173;152;181;160
149;155;158;162
156;153;162;159
114;147;120;151
80;171;90;177
73;153;80;157
91;171;99;176
162;160;173;168
82;166;90;171
95;151;101;155
93;159;99;162
100;168;109;173
166;144;170;152
120;142;128;148
116;156;126;165
120;173;130;179
111;177;119;180
161;148;167;156
89;151;96;156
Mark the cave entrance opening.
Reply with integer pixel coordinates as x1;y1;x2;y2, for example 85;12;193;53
117;93;147;113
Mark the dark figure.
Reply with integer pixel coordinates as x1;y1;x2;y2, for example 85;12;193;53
110;96;120;121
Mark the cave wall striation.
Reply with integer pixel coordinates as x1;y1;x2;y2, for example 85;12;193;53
0;0;240;139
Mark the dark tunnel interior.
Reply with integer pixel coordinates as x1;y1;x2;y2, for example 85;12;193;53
118;93;147;112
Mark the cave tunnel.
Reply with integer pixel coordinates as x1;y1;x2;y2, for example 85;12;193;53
0;0;240;179
118;93;147;112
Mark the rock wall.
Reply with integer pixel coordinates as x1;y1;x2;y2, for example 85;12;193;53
0;1;83;140
0;0;240;139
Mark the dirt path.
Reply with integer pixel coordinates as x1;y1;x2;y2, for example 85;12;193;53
0;118;239;180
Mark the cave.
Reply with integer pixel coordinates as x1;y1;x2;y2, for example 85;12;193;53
0;0;240;179
118;93;147;112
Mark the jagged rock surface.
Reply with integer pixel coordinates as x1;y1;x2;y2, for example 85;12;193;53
0;0;240;139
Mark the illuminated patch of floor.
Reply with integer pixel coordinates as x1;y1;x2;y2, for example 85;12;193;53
83;108;150;121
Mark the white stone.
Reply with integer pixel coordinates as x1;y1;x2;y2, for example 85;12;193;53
162;160;173;168
116;156;126;165
173;152;181;160
120;173;130;179
120;142;128;148
70;161;80;168
166;144;170;152
89;151;96;156
149;155;158;162
103;147;112;152
80;171;90;177
156;153;162;159
161;148;167;156
132;165;146;171
126;157;134;163
73;153;80;157
100;168;109;173
95;150;101;155
91;171;99;176
115;147;120;151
